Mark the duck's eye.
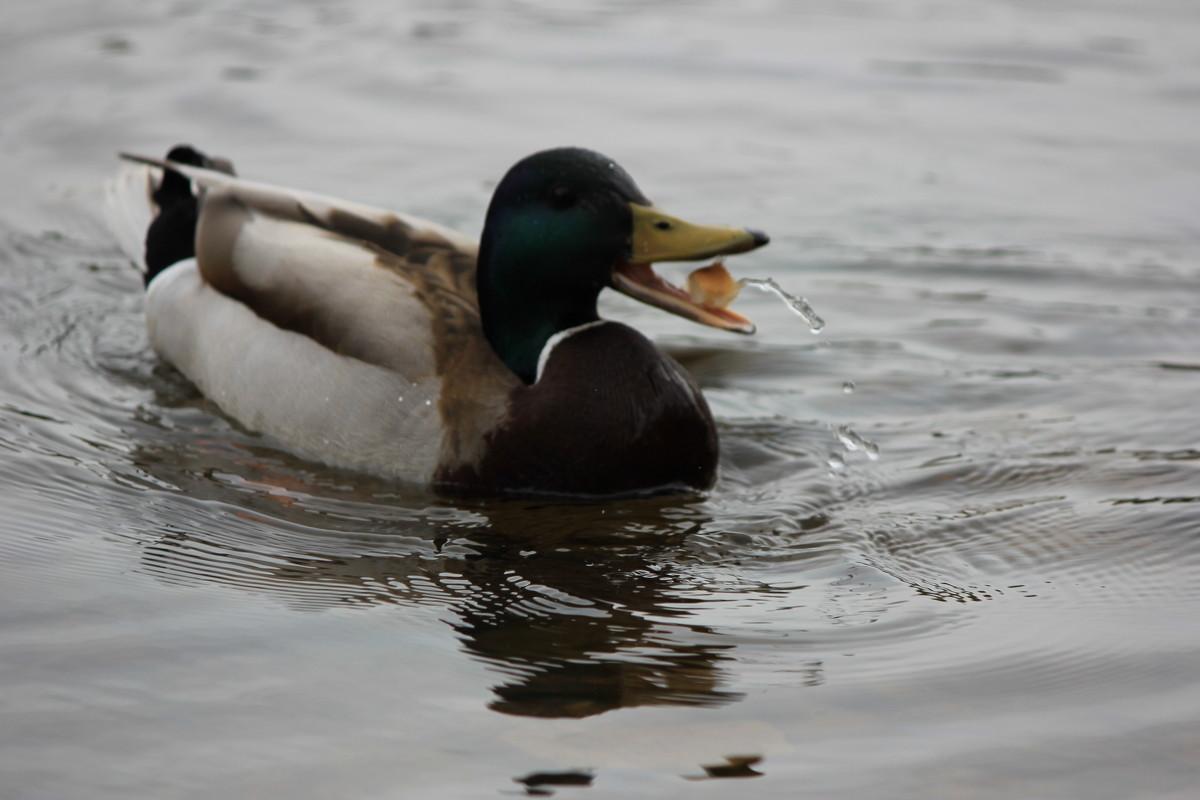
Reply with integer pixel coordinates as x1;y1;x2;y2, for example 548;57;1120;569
547;183;577;210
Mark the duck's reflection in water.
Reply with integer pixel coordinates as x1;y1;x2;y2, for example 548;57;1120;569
133;451;745;718
448;503;744;717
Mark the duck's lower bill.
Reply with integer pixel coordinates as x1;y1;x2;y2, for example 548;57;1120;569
611;261;756;334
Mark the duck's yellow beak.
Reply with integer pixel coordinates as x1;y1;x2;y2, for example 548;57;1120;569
611;203;768;334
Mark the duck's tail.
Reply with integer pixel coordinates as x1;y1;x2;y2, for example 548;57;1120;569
103;145;235;287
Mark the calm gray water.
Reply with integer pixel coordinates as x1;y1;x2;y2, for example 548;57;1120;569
3;1;1199;798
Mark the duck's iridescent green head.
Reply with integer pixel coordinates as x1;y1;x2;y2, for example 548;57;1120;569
477;148;768;384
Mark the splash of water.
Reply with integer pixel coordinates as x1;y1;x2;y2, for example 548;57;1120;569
835;424;881;461
740;277;825;333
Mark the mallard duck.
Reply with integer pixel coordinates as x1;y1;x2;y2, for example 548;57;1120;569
107;146;768;497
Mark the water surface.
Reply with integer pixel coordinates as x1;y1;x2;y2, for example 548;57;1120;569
2;1;1200;798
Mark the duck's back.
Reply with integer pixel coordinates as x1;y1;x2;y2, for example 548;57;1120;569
113;159;520;485
146;256;449;481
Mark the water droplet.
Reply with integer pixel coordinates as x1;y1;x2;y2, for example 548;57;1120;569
425;399;432;406
836;425;881;460
826;452;845;470
740;277;825;333
397;396;404;403
842;380;856;394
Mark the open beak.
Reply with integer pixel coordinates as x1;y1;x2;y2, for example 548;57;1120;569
611;202;768;334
